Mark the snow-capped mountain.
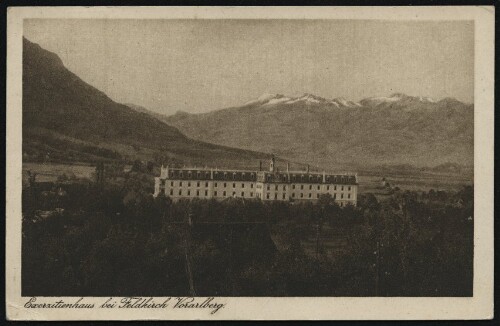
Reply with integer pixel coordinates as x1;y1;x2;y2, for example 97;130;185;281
244;93;363;108
165;91;473;170
332;97;363;108
360;93;438;107
242;92;448;109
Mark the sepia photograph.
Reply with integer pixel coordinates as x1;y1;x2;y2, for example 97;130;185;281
6;6;494;320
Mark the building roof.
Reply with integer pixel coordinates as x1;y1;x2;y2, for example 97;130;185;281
257;171;357;184
163;167;357;184
167;168;257;182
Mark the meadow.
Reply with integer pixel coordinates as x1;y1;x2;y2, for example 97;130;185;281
23;162;473;195
23;162;96;183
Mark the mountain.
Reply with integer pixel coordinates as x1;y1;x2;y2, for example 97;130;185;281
22;38;272;169
164;92;474;170
242;93;362;108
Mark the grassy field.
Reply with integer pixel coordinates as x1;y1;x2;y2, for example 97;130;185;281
358;170;473;193
23;162;96;184
23;162;473;194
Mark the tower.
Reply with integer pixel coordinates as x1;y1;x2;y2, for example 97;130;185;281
160;165;169;178
269;155;275;172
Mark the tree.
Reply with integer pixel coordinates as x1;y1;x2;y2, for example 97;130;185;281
131;159;143;172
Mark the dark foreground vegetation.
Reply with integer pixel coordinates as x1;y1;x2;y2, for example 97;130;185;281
22;170;473;297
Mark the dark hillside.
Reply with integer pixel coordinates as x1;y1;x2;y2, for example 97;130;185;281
22;38;271;168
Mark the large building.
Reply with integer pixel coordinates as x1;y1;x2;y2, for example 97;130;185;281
154;157;358;206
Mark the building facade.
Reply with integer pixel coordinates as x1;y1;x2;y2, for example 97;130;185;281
154;157;358;206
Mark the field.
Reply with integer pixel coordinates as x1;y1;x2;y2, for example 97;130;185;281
358;170;473;193
22;162;473;195
22;162;96;184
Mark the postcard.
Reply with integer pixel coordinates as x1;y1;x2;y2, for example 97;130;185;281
5;6;494;320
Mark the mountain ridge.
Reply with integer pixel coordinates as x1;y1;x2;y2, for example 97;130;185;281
237;92;471;110
22;37;275;169
160;91;473;170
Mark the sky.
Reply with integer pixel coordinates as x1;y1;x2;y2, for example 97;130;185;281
24;19;474;115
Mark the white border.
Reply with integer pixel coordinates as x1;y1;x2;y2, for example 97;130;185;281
6;6;494;320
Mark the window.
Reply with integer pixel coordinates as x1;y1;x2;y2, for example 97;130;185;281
334;186;337;190
293;185;296;189
242;183;245;188
170;189;173;195
233;183;236;188
301;185;304;190
275;185;278;190
282;193;286;199
318;185;320;190
179;190;182;195
205;182;208;187
223;191;226;197
327;185;330;190
267;185;270;190
188;182;191;187
180;182;183;186
197;182;200;187
275;193;278;199
196;190;199;196
333;194;336;199
224;183;227;188
266;194;270;199
348;194;351;199
215;183;218;187
251;184;254;188
300;193;303;198
214;191;218;196
283;185;286;190
233;192;236;197
241;192;244;197
309;185;312;190
317;194;319;198
250;192;253;197
309;193;312;198
205;190;208;196
341;186;344;191
292;193;295;197
188;190;191;196
341;194;344;199
171;181;174;186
